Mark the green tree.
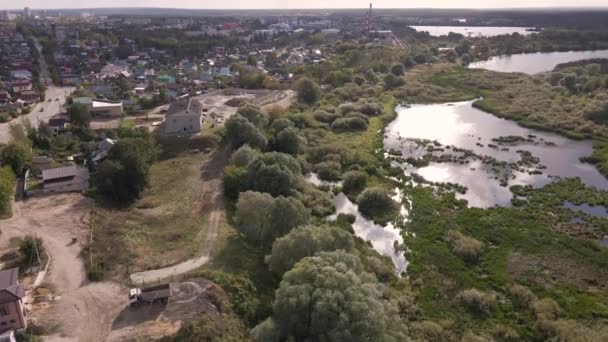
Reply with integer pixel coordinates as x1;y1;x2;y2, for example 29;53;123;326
391;63;405;76
383;74;405;90
223;165;248;201
295;77;321;105
247;152;302;197
94;138;158;204
67;103;92;130
230;144;258;168
237;104;268;128
357;187;398;222
267;225;354;275
252;251;392;341
20;234;45;267
225;114;268;150
274;127;301;155
0;166;16;217
342;170;368;194
234;191;309;245
0;142;32;176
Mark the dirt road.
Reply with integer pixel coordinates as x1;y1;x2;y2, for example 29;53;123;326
0;195;123;341
129;149;227;285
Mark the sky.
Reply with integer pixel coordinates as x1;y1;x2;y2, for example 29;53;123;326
3;0;608;10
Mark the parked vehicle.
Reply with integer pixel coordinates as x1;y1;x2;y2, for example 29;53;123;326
128;284;171;307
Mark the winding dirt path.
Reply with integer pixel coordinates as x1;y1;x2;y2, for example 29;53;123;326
129;148;227;286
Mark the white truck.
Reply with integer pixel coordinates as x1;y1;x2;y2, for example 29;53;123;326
128;284;171;307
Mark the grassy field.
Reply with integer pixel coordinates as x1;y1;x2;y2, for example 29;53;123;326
90;152;210;279
404;181;608;339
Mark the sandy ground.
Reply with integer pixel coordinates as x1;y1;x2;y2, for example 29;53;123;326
108;278;219;341
0;194;124;341
0;86;74;143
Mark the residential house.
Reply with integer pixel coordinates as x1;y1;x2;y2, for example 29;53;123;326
18;90;38;104
0;91;10;103
91;137;115;164
48;113;69;136
41;165;89;193
162;97;203;135
11;79;31;93
0;268;27;333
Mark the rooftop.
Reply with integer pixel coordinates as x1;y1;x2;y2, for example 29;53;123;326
42;165;77;181
166;98;203;117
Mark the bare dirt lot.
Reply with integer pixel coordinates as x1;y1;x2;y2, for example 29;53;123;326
108;278;219;341
192;88;295;127
0;194;124;341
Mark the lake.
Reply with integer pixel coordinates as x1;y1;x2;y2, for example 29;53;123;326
384;100;608;207
409;26;536;37
469;49;608;74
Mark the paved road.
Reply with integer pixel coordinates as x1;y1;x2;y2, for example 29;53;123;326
0;86;73;143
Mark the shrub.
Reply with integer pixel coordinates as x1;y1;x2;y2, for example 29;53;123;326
532;298;561;320
457;288;496;316
295;77;321;104
357;187;398;222
535;319;607;341
338;103;357;115
270;118;294;134
330;117;368;131
508;284;537;307
342;170;367;194
384;74;406;89
445;230;483;262
359;102;383;116
312;110;338;123
391;63;405;76
314;161;342;181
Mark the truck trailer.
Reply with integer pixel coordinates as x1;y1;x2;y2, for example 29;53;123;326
128;284;171;307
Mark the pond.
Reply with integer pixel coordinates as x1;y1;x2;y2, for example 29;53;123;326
563;201;608;219
329;192;408;275
409;26;536;37
384;100;608;207
468;49;608;74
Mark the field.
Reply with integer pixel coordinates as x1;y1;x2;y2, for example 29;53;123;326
91;151;213;279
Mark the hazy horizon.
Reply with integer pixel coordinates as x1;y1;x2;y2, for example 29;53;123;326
5;1;608;11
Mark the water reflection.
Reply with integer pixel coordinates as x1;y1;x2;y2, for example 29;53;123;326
563;201;608;219
469;49;608;74
410;26;535;37
329;193;407;274
385;100;608;207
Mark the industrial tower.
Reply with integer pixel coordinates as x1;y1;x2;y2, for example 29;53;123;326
366;2;372;32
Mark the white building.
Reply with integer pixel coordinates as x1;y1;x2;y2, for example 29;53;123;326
73;97;123;117
163;98;203;135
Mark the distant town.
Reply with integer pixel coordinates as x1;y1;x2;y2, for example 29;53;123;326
1;4;608;342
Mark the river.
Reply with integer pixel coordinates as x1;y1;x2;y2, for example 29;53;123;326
469;49;608;74
384;100;608;208
410;26;536;37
